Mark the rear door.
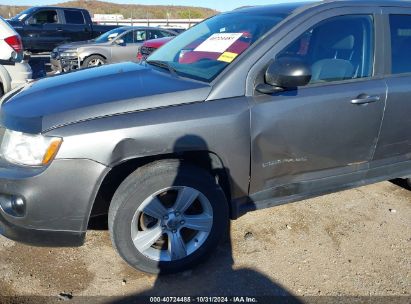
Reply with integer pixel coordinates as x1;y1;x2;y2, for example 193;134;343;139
60;9;91;43
372;9;411;172
248;7;387;201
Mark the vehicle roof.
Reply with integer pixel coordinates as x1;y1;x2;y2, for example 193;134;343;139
116;26;178;32
30;6;87;10
234;0;411;15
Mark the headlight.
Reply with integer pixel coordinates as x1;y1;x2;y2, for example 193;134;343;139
61;51;78;58
0;129;62;166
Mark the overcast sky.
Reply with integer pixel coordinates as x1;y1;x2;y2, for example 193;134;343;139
0;0;314;12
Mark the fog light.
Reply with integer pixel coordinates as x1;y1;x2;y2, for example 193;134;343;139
11;197;25;216
0;194;26;217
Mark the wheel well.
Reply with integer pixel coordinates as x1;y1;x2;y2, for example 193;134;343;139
81;54;107;65
88;152;232;228
85;54;107;60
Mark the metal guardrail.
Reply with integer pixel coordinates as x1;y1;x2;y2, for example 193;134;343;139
93;18;203;29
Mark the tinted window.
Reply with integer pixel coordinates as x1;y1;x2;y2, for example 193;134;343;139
390;15;411;74
277;15;374;84
121;31;134;44
160;30;175;37
31;10;58;24
147;30;164;40
64;10;85;24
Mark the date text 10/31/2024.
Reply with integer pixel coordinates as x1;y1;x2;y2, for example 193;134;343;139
149;297;258;303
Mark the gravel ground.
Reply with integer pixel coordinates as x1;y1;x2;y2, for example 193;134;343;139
0;181;410;303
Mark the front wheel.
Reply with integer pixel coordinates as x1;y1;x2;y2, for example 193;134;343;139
82;55;106;68
108;160;229;274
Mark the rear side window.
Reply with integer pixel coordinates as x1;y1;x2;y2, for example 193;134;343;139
64;10;85;25
277;15;374;84
390;15;411;74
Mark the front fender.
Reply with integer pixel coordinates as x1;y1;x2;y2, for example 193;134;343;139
46;98;252;200
78;48;109;62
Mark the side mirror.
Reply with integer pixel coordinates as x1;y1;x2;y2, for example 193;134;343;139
256;57;312;94
27;18;38;25
114;38;125;45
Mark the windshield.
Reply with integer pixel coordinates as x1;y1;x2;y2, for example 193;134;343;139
10;7;36;21
94;28;128;43
147;11;286;82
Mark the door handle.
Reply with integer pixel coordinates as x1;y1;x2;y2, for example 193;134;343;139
57;28;63;31
351;95;380;105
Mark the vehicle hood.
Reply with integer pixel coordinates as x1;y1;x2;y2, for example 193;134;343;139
55;40;106;51
0;62;211;133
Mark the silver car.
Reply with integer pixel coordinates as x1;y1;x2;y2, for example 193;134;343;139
50;26;177;72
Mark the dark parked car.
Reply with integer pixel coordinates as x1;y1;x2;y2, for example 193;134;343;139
7;7;118;52
0;0;410;274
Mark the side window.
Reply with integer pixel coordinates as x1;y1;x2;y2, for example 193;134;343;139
160;30;174;37
134;30;147;42
389;15;411;74
30;10;59;24
120;31;134;44
147;30;163;40
64;10;85;25
277;15;374;84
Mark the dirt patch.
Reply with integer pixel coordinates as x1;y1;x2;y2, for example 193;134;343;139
0;181;410;297
0;243;94;294
0;280;16;297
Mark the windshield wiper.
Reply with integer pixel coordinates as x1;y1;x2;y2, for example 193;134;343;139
146;60;178;77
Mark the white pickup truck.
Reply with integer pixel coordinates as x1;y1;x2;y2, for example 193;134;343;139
0;16;32;97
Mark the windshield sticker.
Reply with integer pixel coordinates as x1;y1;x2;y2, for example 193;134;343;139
217;52;238;63
194;33;243;53
18;14;27;20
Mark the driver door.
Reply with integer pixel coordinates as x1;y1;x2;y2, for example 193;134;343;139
111;30;146;63
24;9;62;51
249;9;387;202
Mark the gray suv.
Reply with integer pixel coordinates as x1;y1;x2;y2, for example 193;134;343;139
0;0;410;274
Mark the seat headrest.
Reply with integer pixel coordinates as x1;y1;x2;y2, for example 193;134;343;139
332;35;355;50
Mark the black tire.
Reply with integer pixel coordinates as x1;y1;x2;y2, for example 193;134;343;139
108;160;229;274
407;178;411;189
82;55;106;68
0;83;4;98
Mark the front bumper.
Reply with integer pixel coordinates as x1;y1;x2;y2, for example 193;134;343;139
0;158;109;247
50;56;80;72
